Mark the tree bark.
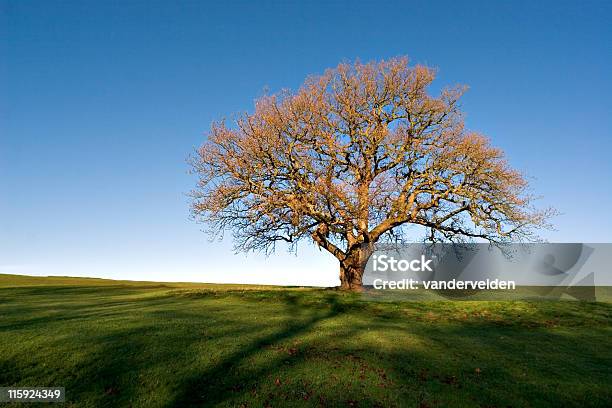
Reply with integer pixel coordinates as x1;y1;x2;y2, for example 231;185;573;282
338;247;369;291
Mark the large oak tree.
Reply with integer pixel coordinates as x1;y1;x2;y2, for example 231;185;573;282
191;57;551;290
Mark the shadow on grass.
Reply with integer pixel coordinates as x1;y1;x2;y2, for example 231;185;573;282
75;292;360;407
0;286;178;331
166;293;361;407
1;285;611;407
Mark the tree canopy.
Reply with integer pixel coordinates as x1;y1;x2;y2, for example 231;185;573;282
191;57;552;289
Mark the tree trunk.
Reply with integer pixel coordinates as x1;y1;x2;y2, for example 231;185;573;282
338;247;369;291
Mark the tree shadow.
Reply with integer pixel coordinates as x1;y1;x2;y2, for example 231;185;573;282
164;293;350;407
1;289;355;407
1;285;610;407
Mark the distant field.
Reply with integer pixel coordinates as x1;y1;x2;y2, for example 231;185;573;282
0;274;610;407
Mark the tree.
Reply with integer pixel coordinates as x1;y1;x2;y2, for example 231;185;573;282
190;57;552;290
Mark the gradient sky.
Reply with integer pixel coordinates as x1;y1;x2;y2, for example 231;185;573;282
1;0;611;286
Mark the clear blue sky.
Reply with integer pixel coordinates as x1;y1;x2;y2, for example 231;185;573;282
1;0;611;286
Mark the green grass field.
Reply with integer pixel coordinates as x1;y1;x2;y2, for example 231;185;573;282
0;274;610;407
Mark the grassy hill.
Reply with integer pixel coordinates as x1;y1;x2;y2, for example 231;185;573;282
0;274;610;407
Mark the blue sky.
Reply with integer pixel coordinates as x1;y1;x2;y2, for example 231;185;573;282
1;0;611;286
